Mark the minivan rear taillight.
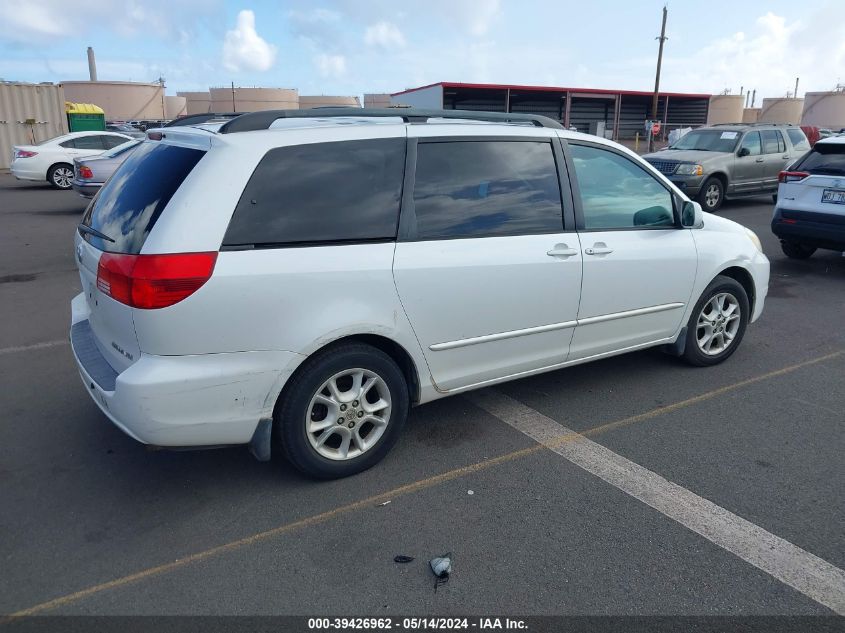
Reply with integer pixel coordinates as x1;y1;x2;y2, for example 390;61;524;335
96;252;217;309
778;171;810;183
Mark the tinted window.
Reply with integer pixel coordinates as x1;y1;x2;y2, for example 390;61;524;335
761;130;785;154
571;144;675;230
81;142;205;253
740;132;761;156
103;140;141;158
103;135;129;149
797;143;845;176
223;138;405;247
411;141;562;240
59;139;77;149
787;128;810;151
74;136;106;150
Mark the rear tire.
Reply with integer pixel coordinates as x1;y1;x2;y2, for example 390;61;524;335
274;343;409;479
780;240;816;259
48;163;73;190
682;275;749;367
696;177;724;212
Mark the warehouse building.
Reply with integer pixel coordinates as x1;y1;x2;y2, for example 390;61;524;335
391;82;711;140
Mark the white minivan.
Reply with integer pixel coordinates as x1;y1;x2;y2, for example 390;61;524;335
70;109;769;478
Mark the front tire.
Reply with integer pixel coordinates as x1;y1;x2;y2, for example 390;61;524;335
48;164;74;190
274;343;409;479
696;177;724;212
682;275;749;367
780;240;816;259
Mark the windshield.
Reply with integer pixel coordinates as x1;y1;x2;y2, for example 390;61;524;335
670;129;740;152
103;139;141;158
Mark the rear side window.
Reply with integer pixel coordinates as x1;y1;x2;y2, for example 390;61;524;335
411;141;563;240
787;128;810;151
797;143;845;176
74;136;107;150
81;142;206;253
761;130;786;154
223;138;405;247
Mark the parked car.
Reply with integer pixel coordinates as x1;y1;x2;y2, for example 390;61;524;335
70;108;769;479
106;123;145;139
11;131;134;189
71;139;141;198
643;123;810;211
772;135;845;258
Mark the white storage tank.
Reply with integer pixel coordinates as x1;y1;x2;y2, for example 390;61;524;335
165;96;187;119
209;87;298;112
742;108;761;123
800;91;845;129
707;95;745;125
61;81;165;120
178;91;211;115
299;95;361;109
758;98;803;124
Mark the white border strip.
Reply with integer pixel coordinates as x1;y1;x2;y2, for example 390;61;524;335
467;389;845;614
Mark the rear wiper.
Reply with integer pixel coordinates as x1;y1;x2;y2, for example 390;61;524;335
78;222;115;243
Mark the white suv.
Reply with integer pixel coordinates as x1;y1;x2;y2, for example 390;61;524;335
70;108;770;478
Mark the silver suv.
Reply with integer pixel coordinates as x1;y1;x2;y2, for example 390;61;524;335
643;123;810;211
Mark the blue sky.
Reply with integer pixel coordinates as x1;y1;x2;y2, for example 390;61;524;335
1;0;843;99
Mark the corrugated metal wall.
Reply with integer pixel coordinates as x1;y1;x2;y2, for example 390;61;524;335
569;97;615;134
0;83;68;169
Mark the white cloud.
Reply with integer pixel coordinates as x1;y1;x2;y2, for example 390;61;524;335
222;10;277;73
364;21;406;49
315;54;347;78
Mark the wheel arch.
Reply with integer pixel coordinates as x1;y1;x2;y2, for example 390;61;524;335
707;171;729;190
47;161;73;183
714;265;755;315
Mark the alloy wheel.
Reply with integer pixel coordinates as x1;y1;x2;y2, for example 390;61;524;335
696;292;741;355
53;167;73;189
306;368;392;461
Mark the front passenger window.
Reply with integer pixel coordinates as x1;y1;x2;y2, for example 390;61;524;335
570;144;675;230
740;132;761;156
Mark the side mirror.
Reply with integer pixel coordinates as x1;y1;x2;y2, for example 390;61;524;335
738;147;750;157
681;200;704;228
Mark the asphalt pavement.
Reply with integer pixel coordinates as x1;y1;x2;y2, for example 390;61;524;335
1;174;843;619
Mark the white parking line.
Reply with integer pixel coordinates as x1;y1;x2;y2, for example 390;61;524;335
466;389;845;614
0;340;68;356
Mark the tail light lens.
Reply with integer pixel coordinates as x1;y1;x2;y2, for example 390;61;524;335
778;171;810;183
97;252;217;309
78;165;94;179
14;149;37;159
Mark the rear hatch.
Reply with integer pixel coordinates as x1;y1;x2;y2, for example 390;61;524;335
76;139;207;374
779;142;845;218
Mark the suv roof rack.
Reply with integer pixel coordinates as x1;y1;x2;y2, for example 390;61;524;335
217;107;563;134
164;112;245;128
709;122;796;127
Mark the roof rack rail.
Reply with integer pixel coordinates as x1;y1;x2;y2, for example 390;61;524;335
709;122;795;127
217;107;563;134
164;112;245;128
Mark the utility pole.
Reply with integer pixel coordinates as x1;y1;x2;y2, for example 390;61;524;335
231;81;236;112
650;5;668;152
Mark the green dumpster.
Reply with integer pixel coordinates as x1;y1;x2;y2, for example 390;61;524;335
66;102;106;132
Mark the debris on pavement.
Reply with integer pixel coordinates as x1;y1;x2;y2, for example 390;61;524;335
429;553;452;591
378;500;392;506
394;555;414;563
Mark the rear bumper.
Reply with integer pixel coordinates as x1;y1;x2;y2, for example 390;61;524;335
70;293;303;447
10;163;43;182
71;180;101;198
771;208;845;251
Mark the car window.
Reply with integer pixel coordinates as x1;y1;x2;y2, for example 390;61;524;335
740;132;761;156
411;141;563;240
571;144;675;230
103;140;141;158
223;138;405;247
73;135;106;150
796;143;845;176
102;135;128;149
761;130;785;154
787;128;810;151
59;139;77;149
669;129;740;152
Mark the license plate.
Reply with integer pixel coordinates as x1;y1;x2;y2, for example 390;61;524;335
821;188;845;204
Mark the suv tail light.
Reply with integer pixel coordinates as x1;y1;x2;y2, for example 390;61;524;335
78;165;94;179
14;149;37;159
778;171;810;183
97;252;218;309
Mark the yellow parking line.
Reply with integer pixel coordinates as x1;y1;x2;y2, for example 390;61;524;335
4;349;842;619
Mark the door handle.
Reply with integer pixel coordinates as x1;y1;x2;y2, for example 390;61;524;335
547;243;578;258
585;243;613;256
755;158;764;163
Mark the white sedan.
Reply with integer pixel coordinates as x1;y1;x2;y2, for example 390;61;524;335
11;131;134;189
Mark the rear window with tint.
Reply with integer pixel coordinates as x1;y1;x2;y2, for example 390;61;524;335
223;138;405;247
80;142;205;253
787;128;810;151
797;143;845;176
